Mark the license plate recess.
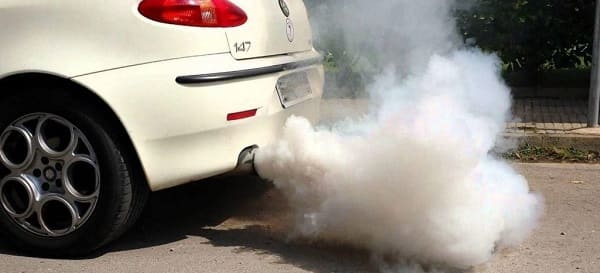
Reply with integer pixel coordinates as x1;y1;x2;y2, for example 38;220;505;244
276;71;312;108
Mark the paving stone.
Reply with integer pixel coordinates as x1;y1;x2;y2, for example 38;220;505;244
508;98;591;135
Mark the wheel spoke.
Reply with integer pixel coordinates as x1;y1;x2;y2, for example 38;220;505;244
63;155;100;201
0;176;35;218
37;195;78;236
0;126;34;170
35;117;76;157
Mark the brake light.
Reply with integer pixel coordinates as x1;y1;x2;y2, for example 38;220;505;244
138;0;248;27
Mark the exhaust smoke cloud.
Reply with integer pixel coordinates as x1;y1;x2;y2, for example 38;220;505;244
255;0;543;270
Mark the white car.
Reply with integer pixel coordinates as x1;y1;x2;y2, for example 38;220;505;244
0;0;323;256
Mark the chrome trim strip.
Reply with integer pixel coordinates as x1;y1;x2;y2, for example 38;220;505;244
175;56;322;84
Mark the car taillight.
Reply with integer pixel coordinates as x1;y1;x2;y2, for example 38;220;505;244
138;0;247;27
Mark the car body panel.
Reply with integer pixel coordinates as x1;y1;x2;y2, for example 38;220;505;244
0;0;323;191
0;0;229;77
226;0;313;60
73;50;324;191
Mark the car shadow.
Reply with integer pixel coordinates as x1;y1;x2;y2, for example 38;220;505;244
0;174;380;272
0;174;469;273
193;225;378;273
100;174;381;272
105;174;273;253
0;175;269;256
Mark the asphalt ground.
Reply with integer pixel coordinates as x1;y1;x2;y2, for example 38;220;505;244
0;163;598;273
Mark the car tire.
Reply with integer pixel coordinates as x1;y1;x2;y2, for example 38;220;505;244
0;87;148;257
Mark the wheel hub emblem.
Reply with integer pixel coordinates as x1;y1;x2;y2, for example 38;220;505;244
44;167;56;181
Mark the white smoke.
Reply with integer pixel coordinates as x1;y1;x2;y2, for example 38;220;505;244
254;0;543;271
309;0;463;76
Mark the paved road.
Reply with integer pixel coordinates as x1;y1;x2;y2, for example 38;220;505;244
0;163;598;273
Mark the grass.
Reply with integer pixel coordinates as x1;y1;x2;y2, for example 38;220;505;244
502;144;600;163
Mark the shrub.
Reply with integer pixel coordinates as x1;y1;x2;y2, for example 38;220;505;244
457;0;595;72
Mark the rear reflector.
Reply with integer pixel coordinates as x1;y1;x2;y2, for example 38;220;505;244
227;109;257;121
138;0;247;27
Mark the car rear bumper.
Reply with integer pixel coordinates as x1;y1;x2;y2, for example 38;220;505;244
73;50;324;191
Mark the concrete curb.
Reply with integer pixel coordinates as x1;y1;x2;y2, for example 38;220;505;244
502;132;600;152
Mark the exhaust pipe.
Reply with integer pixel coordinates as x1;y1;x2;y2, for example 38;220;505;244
229;145;258;176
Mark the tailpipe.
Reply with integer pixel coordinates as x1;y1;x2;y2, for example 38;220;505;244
230;145;258;176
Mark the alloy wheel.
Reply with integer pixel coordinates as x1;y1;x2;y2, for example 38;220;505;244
0;113;100;237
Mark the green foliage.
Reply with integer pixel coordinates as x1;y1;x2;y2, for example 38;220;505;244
503;144;600;162
304;0;595;91
304;1;371;96
457;0;596;72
